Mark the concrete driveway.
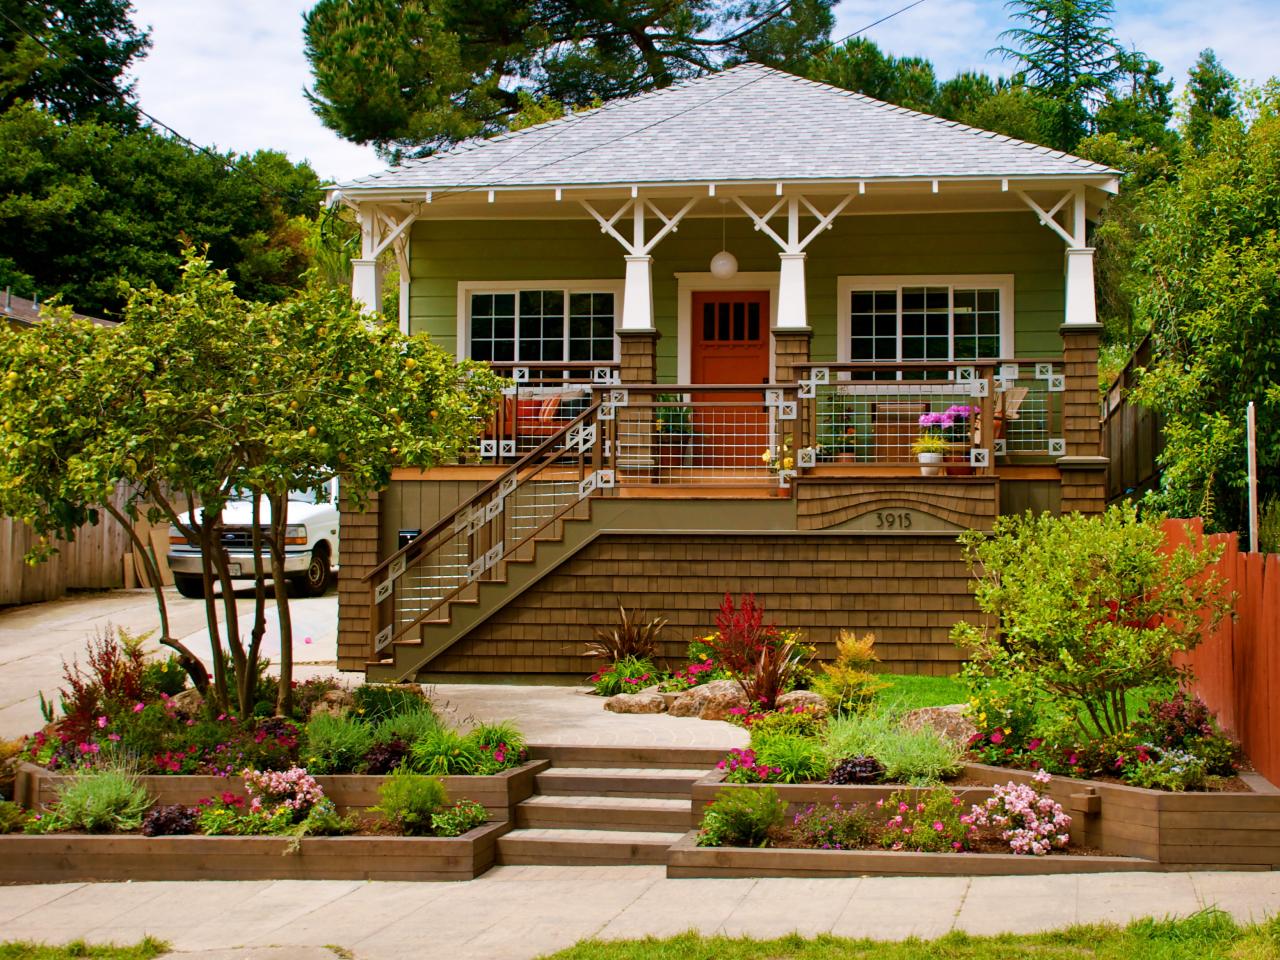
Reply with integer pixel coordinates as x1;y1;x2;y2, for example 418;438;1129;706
0;585;342;739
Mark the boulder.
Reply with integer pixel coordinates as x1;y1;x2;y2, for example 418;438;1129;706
309;688;356;719
603;692;666;714
775;690;830;718
900;704;977;749
669;679;749;722
168;687;205;720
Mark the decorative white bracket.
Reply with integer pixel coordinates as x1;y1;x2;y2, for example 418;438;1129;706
1014;189;1077;247
733;194;855;255
579;197;698;256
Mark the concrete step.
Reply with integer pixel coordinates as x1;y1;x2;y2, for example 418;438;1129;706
516;795;692;832
496;827;683;866
535;766;706;799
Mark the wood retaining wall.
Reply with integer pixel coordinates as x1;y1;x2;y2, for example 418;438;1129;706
0;823;507;884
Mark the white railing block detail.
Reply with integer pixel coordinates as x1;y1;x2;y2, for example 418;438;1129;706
764;388;784;407
1036;363;1054;380
957;366;976;382
779;401;798;420
500;440;516;457
374;579;394;604
969;379;990;398
798;447;817;468
374;625;394;653
480;440;497;458
970;448;990;467
1048;374;1066;393
994;438;1007;456
811;367;830;384
500;475;517;498
1049;438;1066;456
389;556;406;580
1000;363;1021;382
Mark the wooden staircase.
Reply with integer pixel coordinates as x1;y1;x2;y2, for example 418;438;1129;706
367;498;600;682
497;746;723;866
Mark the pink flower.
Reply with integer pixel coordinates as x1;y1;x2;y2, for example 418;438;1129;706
303;635;313;645
990;730;1004;744
133;702;146;713
952;841;963;850
97;716;108;728
108;733;121;742
932;821;945;832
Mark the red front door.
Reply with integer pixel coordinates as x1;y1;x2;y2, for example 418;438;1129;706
691;291;770;468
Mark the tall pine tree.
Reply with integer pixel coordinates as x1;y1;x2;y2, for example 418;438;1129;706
1183;49;1237;153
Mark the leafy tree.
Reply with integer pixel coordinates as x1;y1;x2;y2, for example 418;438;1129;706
807;38;937;112
1182;49;1237;154
1130;92;1280;530
0;0;149;128
994;0;1121;150
0;102;323;316
0;252;505;716
952;506;1227;739
935;71;997;120
303;0;836;160
1094;50;1175;150
955;81;1055;143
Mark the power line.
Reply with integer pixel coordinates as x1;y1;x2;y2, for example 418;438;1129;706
0;7;310;206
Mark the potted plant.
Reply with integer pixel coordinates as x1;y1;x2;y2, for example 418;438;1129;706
911;433;947;476
918;405;975;476
654;393;692;470
818;392;860;463
761;434;796;495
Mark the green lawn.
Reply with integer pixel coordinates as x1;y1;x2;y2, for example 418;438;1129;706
0;939;168;960
540;911;1280;960
874;673;967;711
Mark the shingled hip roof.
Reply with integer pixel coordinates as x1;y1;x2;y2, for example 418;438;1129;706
340;62;1116;193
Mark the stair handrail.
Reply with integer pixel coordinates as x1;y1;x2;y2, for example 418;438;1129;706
362;401;601;585
366;401;607;661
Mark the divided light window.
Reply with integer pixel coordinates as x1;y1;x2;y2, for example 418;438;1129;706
469;290;616;366
850;285;1002;364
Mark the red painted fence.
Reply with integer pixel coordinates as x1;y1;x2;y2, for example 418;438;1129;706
1166;519;1280;784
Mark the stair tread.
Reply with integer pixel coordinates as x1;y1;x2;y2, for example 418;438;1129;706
520;795;690;811
500;828;684;845
540;767;707;779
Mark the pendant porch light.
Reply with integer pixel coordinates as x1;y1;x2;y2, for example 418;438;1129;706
709;200;738;279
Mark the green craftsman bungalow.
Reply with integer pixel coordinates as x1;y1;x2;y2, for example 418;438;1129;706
330;63;1118;684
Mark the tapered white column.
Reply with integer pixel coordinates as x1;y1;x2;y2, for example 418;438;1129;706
1064;247;1097;325
351;258;382;315
776;253;808;329
621;255;655;330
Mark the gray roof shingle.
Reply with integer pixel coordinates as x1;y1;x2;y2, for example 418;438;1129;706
339;63;1116;192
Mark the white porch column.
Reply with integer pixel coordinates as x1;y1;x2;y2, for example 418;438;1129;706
776;252;808;328
1064;247;1097;325
351;258;382;315
621;255;655;330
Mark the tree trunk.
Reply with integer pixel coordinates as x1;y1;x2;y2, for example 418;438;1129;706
269;490;295;718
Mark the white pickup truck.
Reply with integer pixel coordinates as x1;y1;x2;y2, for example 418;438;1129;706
166;481;340;599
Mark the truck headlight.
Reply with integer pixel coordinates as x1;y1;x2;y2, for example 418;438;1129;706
284;525;308;546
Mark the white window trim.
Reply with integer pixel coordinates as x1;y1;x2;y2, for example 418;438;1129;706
836;274;1014;363
675;272;780;385
456;279;626;362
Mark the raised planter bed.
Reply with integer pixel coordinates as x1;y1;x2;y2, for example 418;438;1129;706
685;762;1280;875
13;759;549;821
0;821;508;884
667;831;1158;878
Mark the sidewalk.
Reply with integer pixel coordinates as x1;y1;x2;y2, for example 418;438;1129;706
4;869;1278;960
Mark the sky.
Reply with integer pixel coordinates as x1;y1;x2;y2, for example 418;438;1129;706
126;0;1280;184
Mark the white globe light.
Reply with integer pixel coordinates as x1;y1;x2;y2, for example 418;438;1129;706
710;250;738;279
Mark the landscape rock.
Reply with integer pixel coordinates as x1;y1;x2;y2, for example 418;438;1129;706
309;688;356;719
603;692;666;714
669;679;748;721
168;687;205;720
900;704;977;748
775;690;830;718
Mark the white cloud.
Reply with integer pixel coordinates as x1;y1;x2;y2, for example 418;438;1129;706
127;0;380;183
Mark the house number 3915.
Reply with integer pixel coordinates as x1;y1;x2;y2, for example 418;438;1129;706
874;511;913;529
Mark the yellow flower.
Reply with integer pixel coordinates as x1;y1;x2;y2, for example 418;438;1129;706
782;456;794;470
761;450;773;463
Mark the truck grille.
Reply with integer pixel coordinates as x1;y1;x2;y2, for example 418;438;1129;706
218;527;263;549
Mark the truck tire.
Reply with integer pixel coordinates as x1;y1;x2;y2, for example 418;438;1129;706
289;546;331;598
173;573;206;599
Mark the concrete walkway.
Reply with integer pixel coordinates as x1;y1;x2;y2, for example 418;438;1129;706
3;869;1277;959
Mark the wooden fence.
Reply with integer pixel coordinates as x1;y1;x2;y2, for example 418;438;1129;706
0;488;172;607
1103;335;1164;503
1167;518;1280;785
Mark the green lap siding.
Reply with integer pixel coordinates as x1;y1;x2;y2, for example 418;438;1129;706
408;211;1065;379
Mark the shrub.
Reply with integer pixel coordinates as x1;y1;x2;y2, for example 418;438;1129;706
746;707;826;744
197;797;293;836
303;713;375;774
827;756;885;785
1132;690;1240;776
142;656;188;698
718;748;779;784
968;771;1071;855
242;766;325;818
352;684;428;723
373;706;440;746
588;655;657;697
961;668;1045;767
659;641;726;692
374;769;447;836
811;631;890;714
54;625;149;742
585;602;667;662
879;787;970;852
753;734;827;784
291;676;343;719
0;799;28;833
141;804;198;837
431;798;487;837
952;506;1229;739
409;727;486;775
468;722;527;773
696;787;787;848
823;711;962;785
701;594;810;709
792;800;874;850
1121;746;1208;791
362;738;410;775
294;797;358;838
44;766;152;833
